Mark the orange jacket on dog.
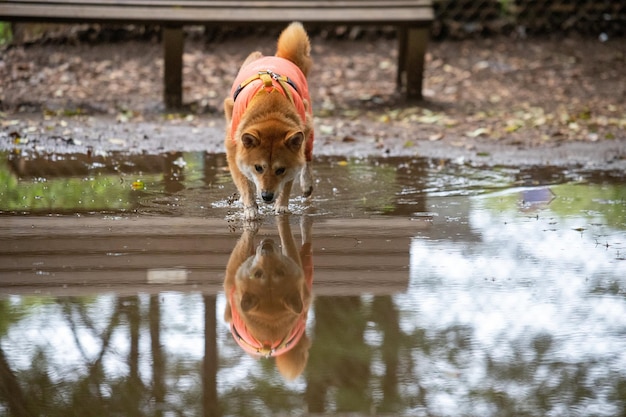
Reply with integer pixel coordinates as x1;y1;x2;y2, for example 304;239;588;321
229;56;314;162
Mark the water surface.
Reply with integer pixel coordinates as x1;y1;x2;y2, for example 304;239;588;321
1;151;625;416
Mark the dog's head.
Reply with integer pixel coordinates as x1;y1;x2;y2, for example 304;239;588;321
235;237;305;324
237;128;306;205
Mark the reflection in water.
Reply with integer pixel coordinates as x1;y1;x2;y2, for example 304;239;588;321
405;187;626;416
224;215;313;380
0;294;217;416
0;151;226;216
0;151;625;416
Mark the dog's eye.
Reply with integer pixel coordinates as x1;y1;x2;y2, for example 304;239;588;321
275;167;285;175
254;165;264;173
253;270;263;279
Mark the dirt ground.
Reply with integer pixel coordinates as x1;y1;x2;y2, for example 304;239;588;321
1;29;625;168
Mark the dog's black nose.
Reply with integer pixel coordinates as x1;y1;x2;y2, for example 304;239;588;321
261;191;274;203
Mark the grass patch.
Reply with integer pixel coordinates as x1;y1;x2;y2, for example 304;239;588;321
0;22;13;46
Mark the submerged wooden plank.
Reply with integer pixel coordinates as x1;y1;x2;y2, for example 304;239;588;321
0;216;426;296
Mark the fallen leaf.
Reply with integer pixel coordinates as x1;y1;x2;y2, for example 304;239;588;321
504;121;523;133
319;124;334;135
378;60;392;70
131;180;145;190
416;114;444;124
568;122;580;131
466;127;491;138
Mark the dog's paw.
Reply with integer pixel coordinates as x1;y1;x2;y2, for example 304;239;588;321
243;205;260;222
242;219;260;233
274;205;291;215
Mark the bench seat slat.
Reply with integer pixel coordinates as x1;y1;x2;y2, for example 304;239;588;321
2;4;433;24
2;7;433;25
8;0;431;7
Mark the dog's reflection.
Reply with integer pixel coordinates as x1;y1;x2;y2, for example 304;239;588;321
224;215;313;380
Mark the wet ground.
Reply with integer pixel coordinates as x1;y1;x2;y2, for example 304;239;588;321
1;150;625;416
2;33;626;168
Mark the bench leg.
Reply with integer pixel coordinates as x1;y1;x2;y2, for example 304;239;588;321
397;28;407;89
163;25;183;109
397;26;429;100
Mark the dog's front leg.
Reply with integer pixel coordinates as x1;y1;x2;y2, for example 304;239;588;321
223;221;259;322
241;179;259;221
300;162;313;197
230;166;259;221
275;180;293;214
277;214;300;264
300;213;313;246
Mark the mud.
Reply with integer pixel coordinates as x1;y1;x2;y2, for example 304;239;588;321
3;113;626;170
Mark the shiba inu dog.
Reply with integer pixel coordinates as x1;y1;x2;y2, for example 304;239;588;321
224;22;314;221
223;216;313;380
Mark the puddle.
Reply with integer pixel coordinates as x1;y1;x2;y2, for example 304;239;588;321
1;151;625;416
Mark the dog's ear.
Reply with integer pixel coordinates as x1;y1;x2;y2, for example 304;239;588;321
223;97;234;122
241;133;260;149
241;51;263;68
283;292;303;315
285;132;304;153
224;301;233;322
241;292;259;312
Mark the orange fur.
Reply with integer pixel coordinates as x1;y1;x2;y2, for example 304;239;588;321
224;22;314;221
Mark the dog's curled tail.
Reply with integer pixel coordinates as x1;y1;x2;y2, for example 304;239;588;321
276;22;312;76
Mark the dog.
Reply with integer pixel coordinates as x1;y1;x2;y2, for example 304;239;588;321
223;22;314;221
223;215;313;380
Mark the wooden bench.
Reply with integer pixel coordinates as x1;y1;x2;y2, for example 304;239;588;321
0;1;433;108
